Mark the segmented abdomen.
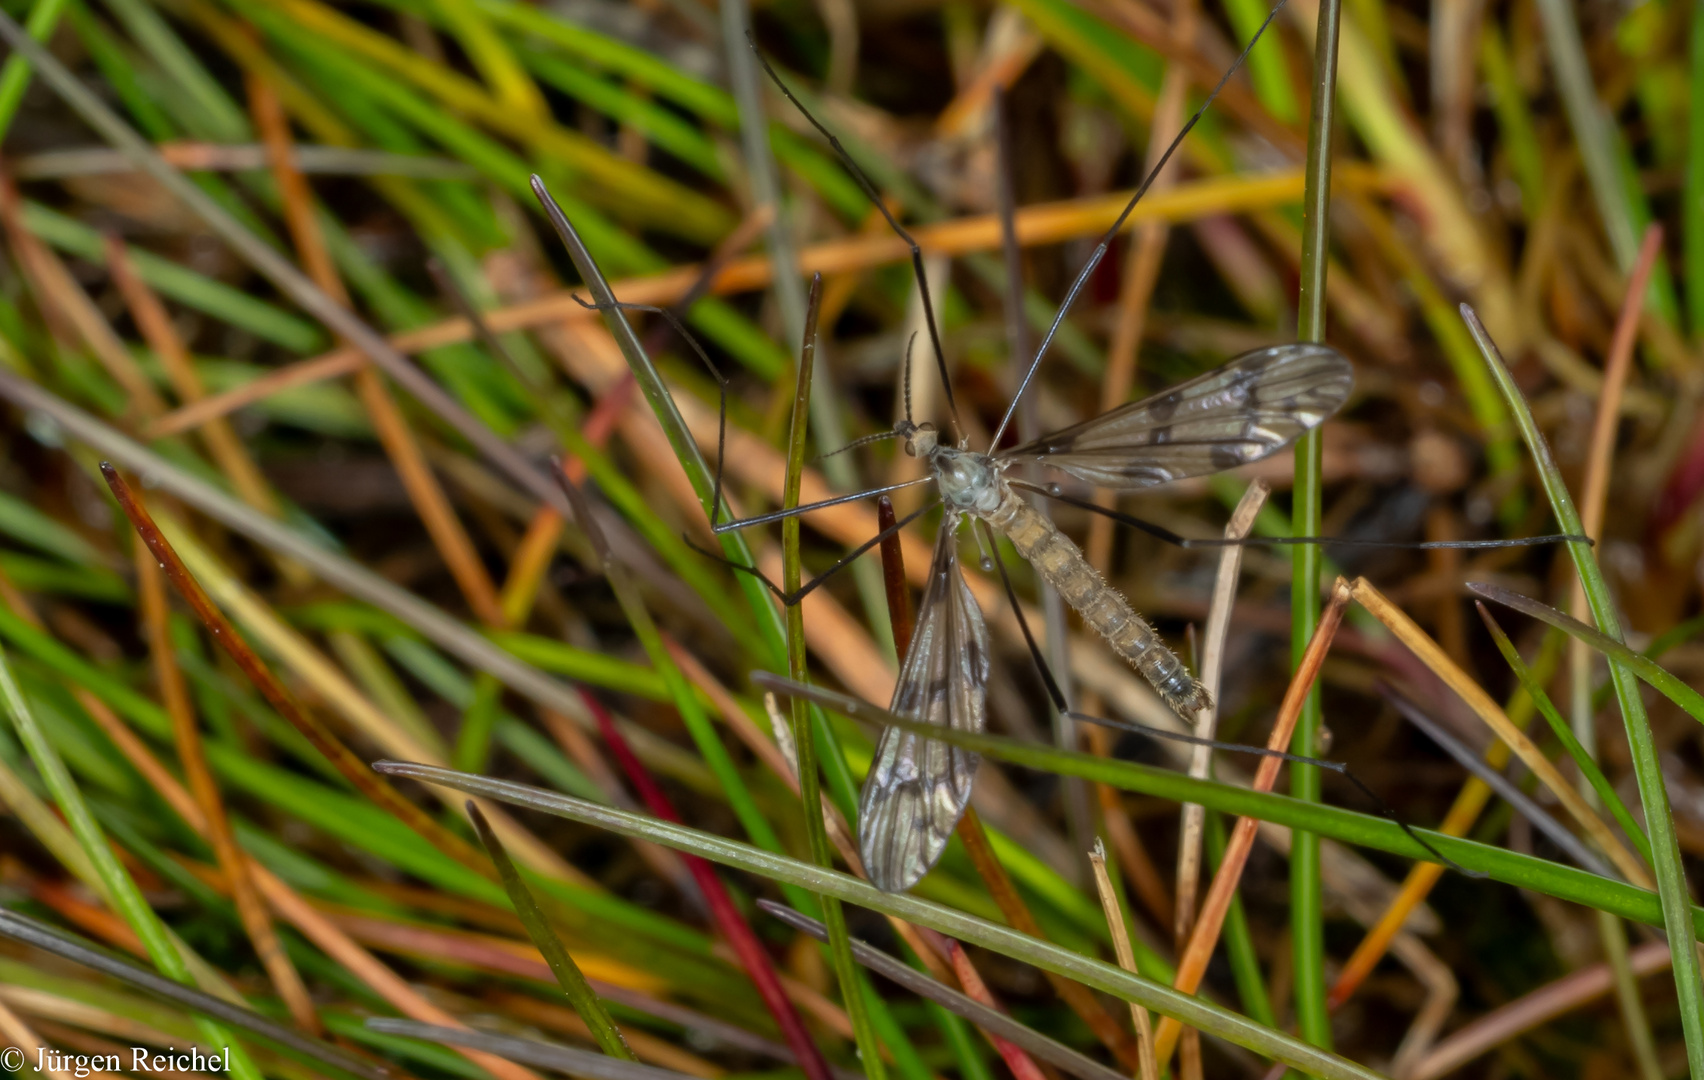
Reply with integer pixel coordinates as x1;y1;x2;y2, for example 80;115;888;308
988;490;1210;718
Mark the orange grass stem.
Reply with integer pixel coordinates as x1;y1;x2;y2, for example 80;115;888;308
145;166;1393;441
955;806;1142;1071
133;545;319;1034
99;464;492;877
1153;577;1352;1065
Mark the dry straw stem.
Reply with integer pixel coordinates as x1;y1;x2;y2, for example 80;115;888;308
144;165;1392;439
132;543;319;1035
1347;577;1651;888
1087;840;1159;1080
1174;481;1268;943
1153;576;1352;1066
1172;479;1265;1080
248;65;506;629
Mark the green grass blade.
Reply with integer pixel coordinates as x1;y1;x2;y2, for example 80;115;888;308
375;762;1390;1080
0;0;71;137
0;642;264;1080
466;802;636;1060
779;276;884;1078
1292;0;1342;1063
1469;581;1704;726
752;675;1696;922
1476;606;1652;864
1463;306;1704;1079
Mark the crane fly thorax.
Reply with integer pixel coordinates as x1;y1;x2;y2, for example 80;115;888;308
928;446;1005;516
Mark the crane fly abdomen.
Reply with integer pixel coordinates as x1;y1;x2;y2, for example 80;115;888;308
987;489;1211;718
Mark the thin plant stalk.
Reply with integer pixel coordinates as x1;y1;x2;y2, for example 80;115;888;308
99;464;493;876
1475;606;1650;863
1175;481;1268;941
1463;303;1704;1079
1154;577;1351;1066
134;544;319;1035
781;274;885;1079
377;761;1390;1080
1088;840;1159;1080
1290;0;1342;1063
465;802;635;1060
1566;224;1663;1080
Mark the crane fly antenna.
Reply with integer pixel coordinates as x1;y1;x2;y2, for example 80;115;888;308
989;0;1292;450
982;521;1478;876
818;429;903;462
902;331;917;427
747;34;960;442
1014;481;1591;550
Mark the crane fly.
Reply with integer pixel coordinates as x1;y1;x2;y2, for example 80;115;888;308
533;0;1583;895
845;344;1353;889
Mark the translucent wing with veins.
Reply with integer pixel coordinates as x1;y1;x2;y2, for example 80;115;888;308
858;518;990;893
999;343;1354;490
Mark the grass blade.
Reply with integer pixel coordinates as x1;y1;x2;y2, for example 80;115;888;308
779;275;884;1077
1475;604;1652;864
363;1020;692;1080
1292;0;1343;1063
0;910;383;1080
1468;581;1704;724
746;675;1692;929
0;644;263;1080
760;900;1128;1080
1462;304;1704;1079
373;762;1389;1080
465;802;635;1060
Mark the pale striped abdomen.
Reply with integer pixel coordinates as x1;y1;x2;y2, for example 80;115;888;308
987;490;1210;717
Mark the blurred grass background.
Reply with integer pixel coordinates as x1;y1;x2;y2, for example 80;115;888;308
0;0;1701;1076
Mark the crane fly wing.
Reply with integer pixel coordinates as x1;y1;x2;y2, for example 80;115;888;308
999;343;1353;490
858;517;989;893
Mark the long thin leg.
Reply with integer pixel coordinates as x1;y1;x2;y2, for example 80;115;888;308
980;526;1478;875
690;499;937;606
711;478;933;533
569;295;736;529
747;39;961;443
1013;481;1591;550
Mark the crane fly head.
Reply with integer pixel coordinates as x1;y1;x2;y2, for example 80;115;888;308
897;420;940;459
